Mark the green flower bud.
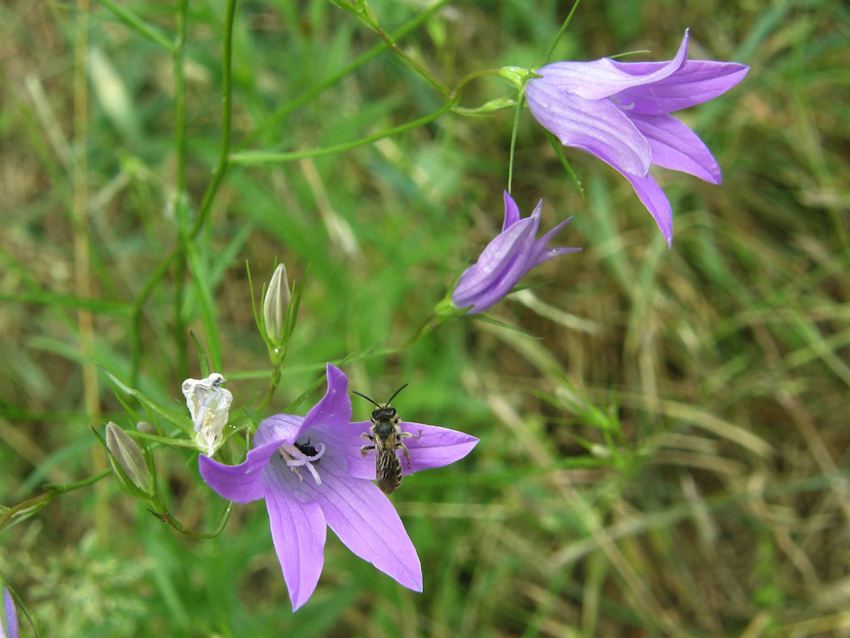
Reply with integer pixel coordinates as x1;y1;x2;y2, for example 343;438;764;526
498;65;542;90
263;263;290;347
105;422;156;497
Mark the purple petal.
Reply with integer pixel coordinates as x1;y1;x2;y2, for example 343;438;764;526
264;464;327;611
307;460;422;592
531;245;583;269
526;80;651;176
534;30;689;100
199;436;289;503
529;216;581;268
2;587;18;638
301;364;352;435
339;421;479;480
615;59;749;115
397;422;478;476
621;171;673;246
315;420;374;479
631;113;721;183
255;413;305;448
452;215;540;313
502;191;521;231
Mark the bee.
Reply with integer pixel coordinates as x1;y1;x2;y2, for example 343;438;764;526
353;384;413;495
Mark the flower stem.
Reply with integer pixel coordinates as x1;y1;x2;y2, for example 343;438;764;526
506;87;525;194
129;0;239;384
243;0;451;147
44;469;113;494
231;99;456;165
0;469;112;532
257;356;284;413
542;0;582;65
193;0;237;237
150;502;233;540
173;0;190;378
371;22;449;97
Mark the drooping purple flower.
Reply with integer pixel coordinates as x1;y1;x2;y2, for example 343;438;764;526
526;29;749;245
199;364;478;611
1;586;19;638
451;191;579;314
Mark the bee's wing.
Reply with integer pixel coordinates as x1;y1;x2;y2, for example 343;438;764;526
376;447;403;494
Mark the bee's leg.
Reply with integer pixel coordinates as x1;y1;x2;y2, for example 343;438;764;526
398;441;412;469
399;430;413;439
360;444;375;456
360;432;375;441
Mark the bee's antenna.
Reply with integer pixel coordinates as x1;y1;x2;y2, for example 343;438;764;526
386;383;409;406
352;390;381;408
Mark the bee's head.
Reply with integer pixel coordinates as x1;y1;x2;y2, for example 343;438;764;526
374;415;397;440
371;406;397;422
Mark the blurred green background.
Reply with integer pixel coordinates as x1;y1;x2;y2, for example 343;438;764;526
2;0;849;636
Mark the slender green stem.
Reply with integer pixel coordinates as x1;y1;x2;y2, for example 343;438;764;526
44;469;112;494
451;68;504;98
231;99;456;165
372;23;449;97
130;248;179;384
173;0;190;378
192;0;238;238
151;502;233;540
1;469;112;531
244;0;451;148
129;0;238;383
257;362;283;413
542;0;582;65
508;0;581;194
97;0;174;52
173;2;188;196
126;429;199;449
507;87;525;194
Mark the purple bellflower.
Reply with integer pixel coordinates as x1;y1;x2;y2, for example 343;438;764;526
1;586;19;638
451;191;579;314
525;29;749;245
199;364;478;611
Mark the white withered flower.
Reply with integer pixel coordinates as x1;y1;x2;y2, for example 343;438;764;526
182;373;233;456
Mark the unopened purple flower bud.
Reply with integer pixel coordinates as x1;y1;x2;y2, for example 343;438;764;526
263;263;290;347
451;192;580;314
105;422;156;497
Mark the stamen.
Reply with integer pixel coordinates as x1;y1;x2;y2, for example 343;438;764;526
278;442;326;485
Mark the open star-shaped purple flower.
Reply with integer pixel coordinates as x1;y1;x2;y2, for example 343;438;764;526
526;29;749;245
199;364;478;611
451;191;579;314
1;586;19;638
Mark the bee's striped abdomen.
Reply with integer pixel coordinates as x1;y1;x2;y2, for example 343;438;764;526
376;449;403;494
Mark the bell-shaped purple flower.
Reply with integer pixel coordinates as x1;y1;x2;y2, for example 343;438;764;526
1;586;19;638
451;191;579;314
526;29;749;245
199;364;478;611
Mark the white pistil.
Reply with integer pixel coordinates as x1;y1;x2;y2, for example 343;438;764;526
278;442;326;485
